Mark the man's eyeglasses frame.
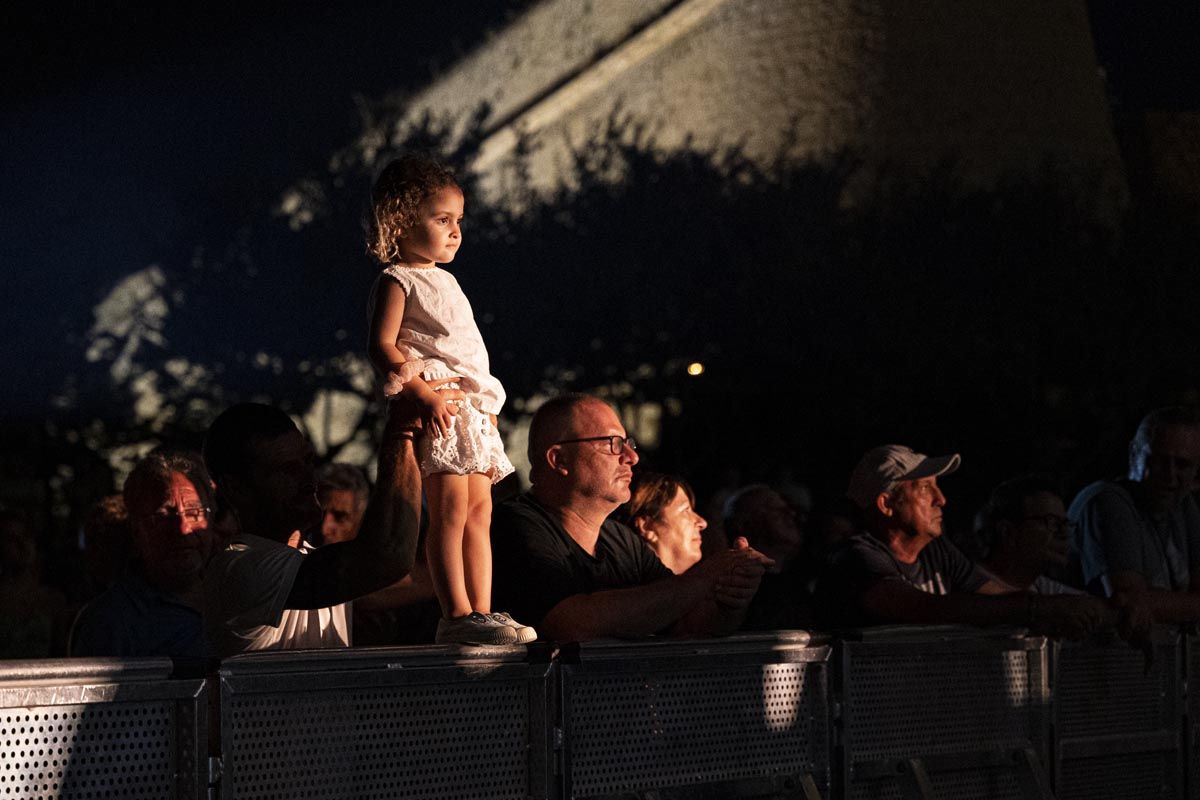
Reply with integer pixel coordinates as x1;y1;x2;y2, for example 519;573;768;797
554;435;638;456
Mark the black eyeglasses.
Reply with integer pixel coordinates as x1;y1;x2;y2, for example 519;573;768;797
1022;513;1069;532
554;435;638;455
147;506;211;525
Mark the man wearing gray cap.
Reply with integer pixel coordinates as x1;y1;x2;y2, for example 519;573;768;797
817;445;1111;636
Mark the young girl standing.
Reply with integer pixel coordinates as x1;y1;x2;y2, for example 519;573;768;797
366;154;534;646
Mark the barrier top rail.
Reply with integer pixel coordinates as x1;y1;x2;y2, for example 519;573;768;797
837;624;1039;643
217;643;535;676
561;630;829;661
0;657;177;685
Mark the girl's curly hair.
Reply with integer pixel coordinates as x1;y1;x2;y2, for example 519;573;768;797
368;153;460;265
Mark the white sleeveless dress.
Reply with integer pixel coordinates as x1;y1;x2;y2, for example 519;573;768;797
368;264;514;483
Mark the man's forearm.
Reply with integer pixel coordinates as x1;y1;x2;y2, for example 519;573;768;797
540;574;710;641
351;425;422;588
672;597;749;637
1137;589;1200;623
354;569;432;612
287;424;422;609
862;582;1032;627
1110;570;1200;623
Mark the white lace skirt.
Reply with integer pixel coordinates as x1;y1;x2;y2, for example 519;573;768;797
417;391;514;484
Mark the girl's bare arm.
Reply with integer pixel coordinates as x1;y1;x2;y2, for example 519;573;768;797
368;279;411;377
368;279;455;432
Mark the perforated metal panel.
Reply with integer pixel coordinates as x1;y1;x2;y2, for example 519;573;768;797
840;630;1049;800
1058;751;1176;800
561;635;831;799
1056;639;1173;738
1052;630;1182;800
220;648;551;800
847;768;1027;800
0;704;177;799
0;659;207;800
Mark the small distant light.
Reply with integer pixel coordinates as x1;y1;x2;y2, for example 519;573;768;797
686;362;705;376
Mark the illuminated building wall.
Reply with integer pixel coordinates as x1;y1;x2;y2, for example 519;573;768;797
382;0;1127;217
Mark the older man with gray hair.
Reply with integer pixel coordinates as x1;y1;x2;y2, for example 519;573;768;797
817;444;1111;637
1071;406;1200;622
317;463;371;545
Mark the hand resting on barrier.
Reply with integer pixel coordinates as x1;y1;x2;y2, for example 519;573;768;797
846;578;1114;639
1026;593;1115;639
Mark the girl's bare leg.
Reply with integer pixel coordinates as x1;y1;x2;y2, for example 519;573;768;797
424;472;473;619
463;472;493;613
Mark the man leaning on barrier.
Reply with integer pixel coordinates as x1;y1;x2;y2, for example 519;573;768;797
976;474;1081;596
201;397;429;657
1071;406;1200;625
817;445;1112;638
491;393;773;642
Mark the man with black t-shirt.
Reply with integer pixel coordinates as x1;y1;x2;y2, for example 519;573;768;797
818;444;1110;637
491;394;772;642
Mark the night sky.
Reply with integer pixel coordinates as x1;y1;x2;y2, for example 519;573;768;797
3;1;1199;507
2;2;525;422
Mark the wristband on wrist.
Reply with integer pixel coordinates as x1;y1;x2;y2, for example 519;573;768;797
383;359;427;397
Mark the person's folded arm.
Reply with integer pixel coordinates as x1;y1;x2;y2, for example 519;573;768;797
976;577;1021;595
539;572;713;641
858;579;1113;638
1107;569;1200;623
540;544;772;641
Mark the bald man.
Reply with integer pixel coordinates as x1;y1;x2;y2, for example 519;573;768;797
491;393;771;642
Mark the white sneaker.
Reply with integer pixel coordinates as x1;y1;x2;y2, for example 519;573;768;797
435;612;519;645
488;611;538;644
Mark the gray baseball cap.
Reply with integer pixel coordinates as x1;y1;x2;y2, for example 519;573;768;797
846;444;961;510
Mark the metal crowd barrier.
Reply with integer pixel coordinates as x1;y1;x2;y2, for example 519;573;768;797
1050;627;1184;800
0;658;208;799
4;628;1198;799
837;627;1053;800
216;645;553;800
558;632;832;799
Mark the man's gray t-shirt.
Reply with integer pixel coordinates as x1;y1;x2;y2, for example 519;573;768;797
817;532;989;627
1070;479;1200;594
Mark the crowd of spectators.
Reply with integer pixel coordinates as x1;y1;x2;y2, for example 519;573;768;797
3;396;1200;661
